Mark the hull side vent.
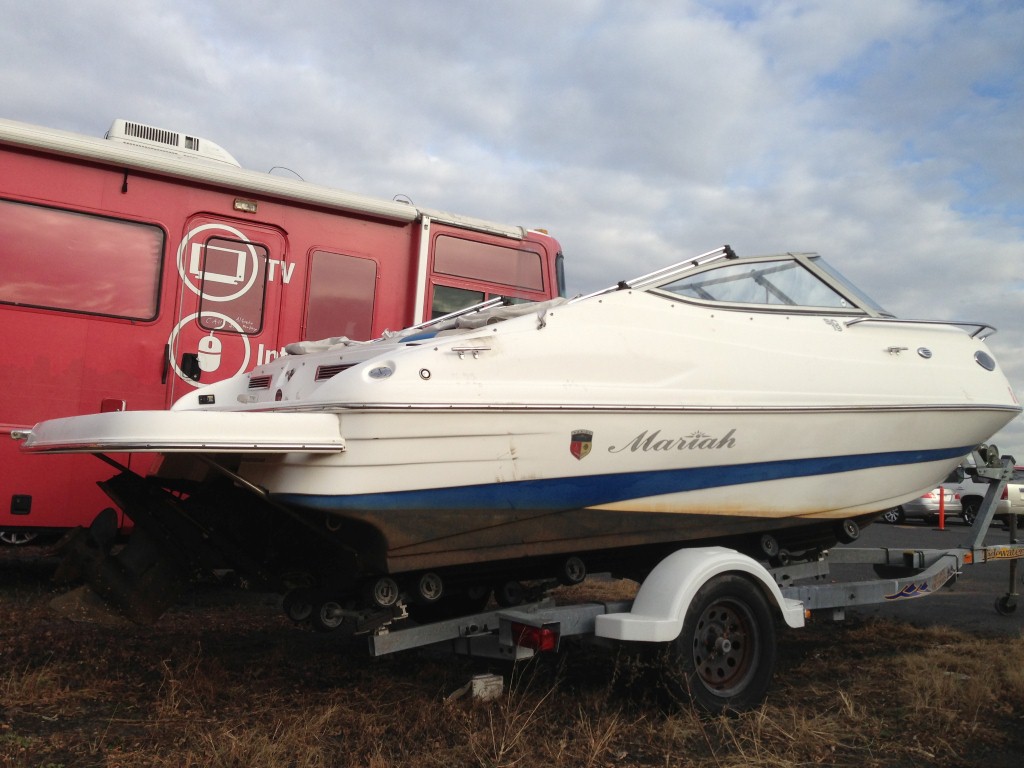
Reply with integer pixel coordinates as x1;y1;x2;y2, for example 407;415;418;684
315;364;355;381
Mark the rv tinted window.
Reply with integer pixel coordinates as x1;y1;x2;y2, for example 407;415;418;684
433;236;544;291
305;251;377;340
0;199;163;320
197;237;269;334
431;284;485;319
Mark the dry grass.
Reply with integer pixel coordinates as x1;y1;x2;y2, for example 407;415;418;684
1;561;1023;768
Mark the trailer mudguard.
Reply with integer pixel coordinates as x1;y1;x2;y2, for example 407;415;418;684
595;546;805;642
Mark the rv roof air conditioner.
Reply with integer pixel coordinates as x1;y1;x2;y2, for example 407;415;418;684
105;119;241;167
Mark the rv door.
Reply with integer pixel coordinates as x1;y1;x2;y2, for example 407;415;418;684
167;217;287;405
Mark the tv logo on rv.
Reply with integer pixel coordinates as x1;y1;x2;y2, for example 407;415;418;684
188;241;247;286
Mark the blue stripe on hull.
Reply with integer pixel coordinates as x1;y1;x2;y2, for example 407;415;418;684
277;445;973;513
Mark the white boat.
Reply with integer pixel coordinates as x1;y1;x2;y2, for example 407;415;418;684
17;246;1021;619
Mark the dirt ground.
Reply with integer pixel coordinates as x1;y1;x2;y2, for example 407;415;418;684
2;543;1024;768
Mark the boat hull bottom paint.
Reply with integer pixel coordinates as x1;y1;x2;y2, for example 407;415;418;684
91;468;875;605
281;499;881;575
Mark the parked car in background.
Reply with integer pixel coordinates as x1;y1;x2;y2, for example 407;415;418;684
948;466;1024;526
880;487;960;525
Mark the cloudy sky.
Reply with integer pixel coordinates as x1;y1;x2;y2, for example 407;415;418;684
4;0;1022;457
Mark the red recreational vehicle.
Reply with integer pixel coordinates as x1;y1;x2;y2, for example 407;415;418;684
0;117;564;543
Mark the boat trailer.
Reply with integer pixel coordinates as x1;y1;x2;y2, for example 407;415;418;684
44;445;1022;712
344;447;1021;712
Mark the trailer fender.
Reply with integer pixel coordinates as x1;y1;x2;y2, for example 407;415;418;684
595;546;805;642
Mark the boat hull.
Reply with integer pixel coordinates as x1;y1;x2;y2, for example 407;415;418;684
220;404;1010;573
21;394;1016;576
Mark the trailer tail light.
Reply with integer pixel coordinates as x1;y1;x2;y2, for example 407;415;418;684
510;622;560;652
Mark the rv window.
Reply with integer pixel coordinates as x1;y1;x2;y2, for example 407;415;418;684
0;199;163;320
197;237;269;334
305;251;377;340
433;236;544;292
431;284;485;319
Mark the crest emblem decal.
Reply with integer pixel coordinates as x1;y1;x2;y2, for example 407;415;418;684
570;430;593;460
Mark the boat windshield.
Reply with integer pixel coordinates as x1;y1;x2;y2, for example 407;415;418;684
809;256;889;315
656;255;887;313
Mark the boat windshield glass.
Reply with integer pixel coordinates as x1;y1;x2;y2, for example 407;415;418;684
809;255;889;315
658;258;864;310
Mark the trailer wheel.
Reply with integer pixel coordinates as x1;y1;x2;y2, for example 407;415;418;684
368;577;400;608
495;580;525;607
994;595;1017;615
283;589;314;623
416;572;444;603
311;600;346;632
759;534;780;559
665;574;776;713
559;556;587;585
837;519;860;543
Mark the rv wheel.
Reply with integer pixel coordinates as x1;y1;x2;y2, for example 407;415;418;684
665;574;776;713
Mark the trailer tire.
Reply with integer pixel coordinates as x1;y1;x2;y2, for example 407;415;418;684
995;595;1017;615
664;574;776;713
837;519;860;543
283;589;315;624
311;600;346;632
495;580;525;607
